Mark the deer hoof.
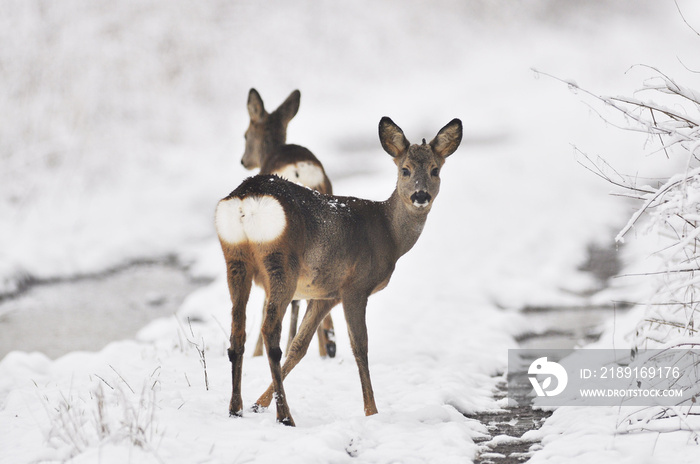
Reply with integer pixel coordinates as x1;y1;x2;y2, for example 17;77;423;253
251;403;267;414
280;416;296;427
326;341;337;358
229;396;243;417
324;329;336;358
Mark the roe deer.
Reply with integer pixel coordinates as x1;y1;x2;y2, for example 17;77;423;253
216;116;462;425
242;88;336;358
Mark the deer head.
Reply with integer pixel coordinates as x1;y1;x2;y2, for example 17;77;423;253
379;117;463;211
241;88;301;169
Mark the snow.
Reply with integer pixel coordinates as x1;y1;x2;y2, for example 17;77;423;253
2;0;700;462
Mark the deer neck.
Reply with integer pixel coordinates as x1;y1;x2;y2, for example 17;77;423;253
260;139;284;164
383;190;430;258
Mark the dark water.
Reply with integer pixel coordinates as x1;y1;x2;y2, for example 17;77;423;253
0;262;207;360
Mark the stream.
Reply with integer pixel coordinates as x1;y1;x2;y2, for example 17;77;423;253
468;305;625;463
468;241;626;463
0;261;208;360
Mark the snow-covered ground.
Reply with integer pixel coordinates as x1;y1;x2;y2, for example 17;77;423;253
2;0;700;462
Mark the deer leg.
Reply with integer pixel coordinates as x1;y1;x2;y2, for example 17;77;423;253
342;294;377;416
259;299;300;357
317;313;336;358
225;258;252;417
260;298;295;425
259;251;297;426
255;299;338;409
284;300;301;357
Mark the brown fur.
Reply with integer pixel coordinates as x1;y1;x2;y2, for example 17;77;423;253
218;117;463;425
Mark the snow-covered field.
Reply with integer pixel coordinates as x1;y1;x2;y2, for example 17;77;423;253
2;0;700;462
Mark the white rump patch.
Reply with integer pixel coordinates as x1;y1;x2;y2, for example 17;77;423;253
215;195;287;244
273;161;325;190
215;198;247;244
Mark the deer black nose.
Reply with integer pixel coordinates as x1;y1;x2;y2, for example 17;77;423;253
241;159;246;166
410;190;431;207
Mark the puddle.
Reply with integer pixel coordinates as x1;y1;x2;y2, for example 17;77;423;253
0;262;209;360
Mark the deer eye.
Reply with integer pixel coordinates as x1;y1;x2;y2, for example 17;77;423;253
402;167;411;177
431;168;439;177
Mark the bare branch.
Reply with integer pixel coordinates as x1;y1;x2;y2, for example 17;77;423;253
675;0;700;38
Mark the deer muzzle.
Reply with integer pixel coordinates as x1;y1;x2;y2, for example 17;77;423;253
410;190;432;208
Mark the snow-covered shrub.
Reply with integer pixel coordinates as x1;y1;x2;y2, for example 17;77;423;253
624;169;700;349
543;67;700;352
540;67;700;435
600;70;700;351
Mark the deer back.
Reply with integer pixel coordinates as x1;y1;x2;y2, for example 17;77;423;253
216;175;396;299
261;145;332;195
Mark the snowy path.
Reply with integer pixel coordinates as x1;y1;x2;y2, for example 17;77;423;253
4;236;624;462
0;242;618;463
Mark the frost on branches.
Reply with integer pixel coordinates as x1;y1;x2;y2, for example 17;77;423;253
540;65;700;347
626;170;700;350
550;66;700;432
592;69;700;352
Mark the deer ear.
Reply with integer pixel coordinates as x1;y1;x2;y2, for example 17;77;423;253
247;88;266;123
275;90;301;125
430;119;463;159
379;117;410;158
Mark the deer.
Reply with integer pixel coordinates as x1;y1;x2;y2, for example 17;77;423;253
216;116;463;425
241;88;336;358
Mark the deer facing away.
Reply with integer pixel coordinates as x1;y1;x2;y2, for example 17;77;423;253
241;88;336;358
216;116;463;425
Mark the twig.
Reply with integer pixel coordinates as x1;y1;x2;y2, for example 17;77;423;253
573;146;655;195
95;374;115;390
187;318;209;391
110;365;135;394
675;0;700;38
650;108;671;159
